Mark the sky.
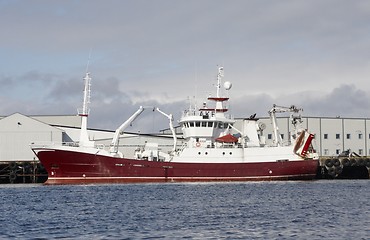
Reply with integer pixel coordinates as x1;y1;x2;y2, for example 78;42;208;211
1;0;370;133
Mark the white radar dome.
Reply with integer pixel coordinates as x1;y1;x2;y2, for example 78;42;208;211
224;81;232;90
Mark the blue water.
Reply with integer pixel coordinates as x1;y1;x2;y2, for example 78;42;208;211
0;180;369;240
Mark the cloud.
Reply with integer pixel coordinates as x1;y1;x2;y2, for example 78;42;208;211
1;0;370;132
302;85;370;118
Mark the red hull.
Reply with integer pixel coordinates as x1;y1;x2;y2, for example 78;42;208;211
34;148;319;185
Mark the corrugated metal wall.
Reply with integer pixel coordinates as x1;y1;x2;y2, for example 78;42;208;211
0;113;63;161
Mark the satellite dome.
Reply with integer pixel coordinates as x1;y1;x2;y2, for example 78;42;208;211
224;81;232;90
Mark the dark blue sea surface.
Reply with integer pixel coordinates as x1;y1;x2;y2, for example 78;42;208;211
0;180;369;239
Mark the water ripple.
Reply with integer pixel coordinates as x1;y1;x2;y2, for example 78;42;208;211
0;181;369;239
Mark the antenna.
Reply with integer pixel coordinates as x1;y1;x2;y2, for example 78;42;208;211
86;48;93;73
216;66;224;98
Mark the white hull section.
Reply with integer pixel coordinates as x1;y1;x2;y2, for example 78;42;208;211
172;146;299;163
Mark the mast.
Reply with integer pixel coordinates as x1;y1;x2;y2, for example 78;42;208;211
78;72;94;147
199;66;230;115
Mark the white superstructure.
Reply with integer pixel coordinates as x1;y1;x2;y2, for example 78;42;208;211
133;67;318;163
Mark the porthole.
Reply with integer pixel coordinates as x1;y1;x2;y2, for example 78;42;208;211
229;152;232;155
222;152;225;155
205;152;208;155
198;152;201;155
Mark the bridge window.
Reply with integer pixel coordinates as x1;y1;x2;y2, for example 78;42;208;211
208;122;213;127
218;122;223;129
202;122;207;127
196;122;200;127
189;122;194;127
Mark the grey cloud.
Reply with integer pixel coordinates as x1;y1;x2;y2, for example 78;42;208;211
303;85;370;118
1;0;370;132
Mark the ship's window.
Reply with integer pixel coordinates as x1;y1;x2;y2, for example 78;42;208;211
219;122;223;129
205;152;208;155
281;134;284;139
198;152;201;155
224;123;228;129
336;149;340;155
222;152;225;155
196;122;200;127
208;122;213;127
359;133;363;139
359;149;363;155
189;122;194;127
229;152;232;155
347;134;351;139
336;134;340;139
268;134;272;140
324;134;328;139
202;122;207;127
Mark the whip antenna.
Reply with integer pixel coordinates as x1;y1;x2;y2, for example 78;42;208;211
86;48;93;73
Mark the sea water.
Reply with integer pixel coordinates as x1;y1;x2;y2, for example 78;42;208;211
0;180;368;239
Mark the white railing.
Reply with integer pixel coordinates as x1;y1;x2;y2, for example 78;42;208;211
30;141;79;148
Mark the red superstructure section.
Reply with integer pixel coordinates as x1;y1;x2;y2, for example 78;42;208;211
34;148;318;185
208;97;229;101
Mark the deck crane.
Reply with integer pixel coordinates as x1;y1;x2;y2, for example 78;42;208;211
156;108;177;156
109;106;177;159
268;104;302;147
109;106;149;156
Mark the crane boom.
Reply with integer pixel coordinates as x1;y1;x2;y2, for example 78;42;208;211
156;108;177;155
109;106;145;155
268;104;302;147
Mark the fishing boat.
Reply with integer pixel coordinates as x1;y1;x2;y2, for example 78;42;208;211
31;67;319;184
